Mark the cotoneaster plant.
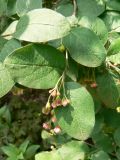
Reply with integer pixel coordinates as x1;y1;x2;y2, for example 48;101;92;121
0;0;120;159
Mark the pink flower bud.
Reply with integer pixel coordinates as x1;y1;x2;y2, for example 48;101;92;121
56;90;60;96
51;102;57;108
51;117;57;123
56;99;62;106
51;90;57;97
54;126;61;134
62;99;70;107
49;89;53;94
42;123;51;130
90;82;98;88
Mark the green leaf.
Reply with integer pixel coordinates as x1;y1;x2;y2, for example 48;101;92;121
7;0;17;16
1;144;19;157
116;148;120;159
4;44;65;89
91;150;111;160
55;82;95;140
0;39;21;62
77;0;105;17
25;145;40;159
92;132;113;153
102;11;120;32
35;151;61;160
0;105;7;117
0;0;7;16
63;27;106;67
0;36;7;52
92;114;104;136
106;0;120;12
57;140;89;160
102;108;120;129
19;140;29;154
16;0;42;17
0;63;14;98
2;21;18;40
114;127;120;147
66;57;78;82
78;17;108;44
3;106;11;124
91;18;108;45
56;3;73;17
13;9;71;42
96;72;120;108
108;38;120;56
107;52;120;65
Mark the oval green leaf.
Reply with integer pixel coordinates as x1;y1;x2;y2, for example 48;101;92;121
102;11;120;32
79;17;108;45
55;82;95;140
58;140;89;160
4;44;65;89
13;9;71;42
96;72;120;108
35;151;61;160
77;0;105;17
63;27;106;67
0;39;21;62
0;63;14;98
108;38;120;56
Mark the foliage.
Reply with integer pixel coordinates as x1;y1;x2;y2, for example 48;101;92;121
0;0;120;159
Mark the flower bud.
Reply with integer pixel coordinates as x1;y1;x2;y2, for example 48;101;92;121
62;99;70;107
51;117;57;123
49;89;53;94
51;101;57;108
117;107;120;113
56;90;60;96
43;123;51;130
90;82;98;88
51;90;57;97
54;126;61;134
42;107;51;115
56;99;62;107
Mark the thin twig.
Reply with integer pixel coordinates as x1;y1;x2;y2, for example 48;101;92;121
107;61;120;74
72;0;78;16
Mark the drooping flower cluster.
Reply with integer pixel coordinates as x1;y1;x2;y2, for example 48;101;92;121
42;88;70;134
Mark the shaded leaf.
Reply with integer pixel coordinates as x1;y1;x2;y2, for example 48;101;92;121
1;144;19;157
0;0;7;16
108;38;120;56
19;140;29;154
102;11;120;32
25;145;40;159
63;27;106;67
107;52;120;65
0;36;7;52
106;0;120;12
79;17;108;44
114;127;120;147
7;0;17;16
16;0;42;17
96;72;120;108
91;150;111;160
0;39;21;62
77;0;105;17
